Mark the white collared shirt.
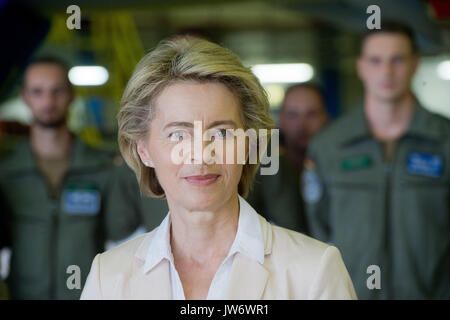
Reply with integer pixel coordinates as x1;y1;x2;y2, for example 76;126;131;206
142;195;265;300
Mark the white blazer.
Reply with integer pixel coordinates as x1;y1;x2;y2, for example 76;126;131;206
81;214;357;300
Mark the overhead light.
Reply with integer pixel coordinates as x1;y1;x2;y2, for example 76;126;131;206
436;60;450;80
251;63;314;84
68;66;109;86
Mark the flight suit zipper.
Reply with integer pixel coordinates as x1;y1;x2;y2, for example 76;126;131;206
40;169;70;299
53;170;71;299
50;197;58;299
383;138;401;299
376;139;395;299
384;161;392;299
32;168;58;299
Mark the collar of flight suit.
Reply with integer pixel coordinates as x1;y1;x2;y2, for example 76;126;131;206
406;103;447;140
0;134;110;174
337;101;444;147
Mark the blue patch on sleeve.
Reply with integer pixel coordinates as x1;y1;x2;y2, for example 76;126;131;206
406;152;444;178
62;189;101;215
302;169;323;203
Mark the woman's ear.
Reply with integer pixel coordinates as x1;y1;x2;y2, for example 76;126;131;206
137;140;155;168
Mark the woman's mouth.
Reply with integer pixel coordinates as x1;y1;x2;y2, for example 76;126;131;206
184;174;220;186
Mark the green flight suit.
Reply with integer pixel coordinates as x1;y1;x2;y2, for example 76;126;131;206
247;151;308;234
0;136;141;300
303;104;450;299
114;159;168;232
139;195;168;232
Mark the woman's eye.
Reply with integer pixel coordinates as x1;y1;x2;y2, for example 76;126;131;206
169;131;186;142
215;129;233;139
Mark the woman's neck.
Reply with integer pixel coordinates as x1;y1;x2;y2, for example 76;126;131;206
169;193;240;265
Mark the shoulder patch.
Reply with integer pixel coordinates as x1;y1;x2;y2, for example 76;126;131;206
301;166;323;204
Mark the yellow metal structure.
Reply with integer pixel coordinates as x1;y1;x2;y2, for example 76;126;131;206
45;11;145;148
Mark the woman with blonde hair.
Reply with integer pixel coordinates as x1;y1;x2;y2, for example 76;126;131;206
81;36;356;300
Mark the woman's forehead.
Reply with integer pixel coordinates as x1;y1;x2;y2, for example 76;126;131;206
153;81;242;126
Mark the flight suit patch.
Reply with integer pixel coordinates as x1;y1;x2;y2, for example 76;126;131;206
61;183;101;215
302;158;323;204
406;152;444;178
341;155;373;171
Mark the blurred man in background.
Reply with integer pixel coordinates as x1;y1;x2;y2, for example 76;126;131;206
279;84;329;170
247;83;329;234
304;21;450;299
0;57;141;299
107;159;169;236
0;121;29;156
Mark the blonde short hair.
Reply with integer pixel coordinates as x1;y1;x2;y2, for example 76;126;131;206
118;36;274;198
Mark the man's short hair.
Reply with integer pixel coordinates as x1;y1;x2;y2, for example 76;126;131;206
360;20;418;55
285;82;324;99
22;56;72;89
283;82;325;106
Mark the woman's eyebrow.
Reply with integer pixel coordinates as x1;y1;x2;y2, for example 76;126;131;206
207;120;238;129
163;121;193;130
163;120;238;130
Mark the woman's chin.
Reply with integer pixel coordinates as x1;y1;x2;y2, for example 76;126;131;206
180;191;227;212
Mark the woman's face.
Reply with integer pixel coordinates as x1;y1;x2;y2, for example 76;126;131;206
137;81;245;212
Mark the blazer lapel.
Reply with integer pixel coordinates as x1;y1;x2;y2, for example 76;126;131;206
224;215;273;299
125;260;172;299
224;253;269;299
122;231;172;299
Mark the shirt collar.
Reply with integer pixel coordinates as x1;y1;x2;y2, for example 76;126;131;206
143;195;265;274
231;195;265;264
143;213;173;273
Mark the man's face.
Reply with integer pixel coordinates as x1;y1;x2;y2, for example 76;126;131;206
357;33;418;102
22;63;73;128
279;87;328;151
